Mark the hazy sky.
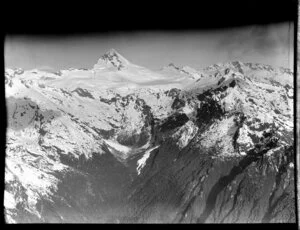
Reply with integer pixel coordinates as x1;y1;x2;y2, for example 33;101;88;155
5;22;294;71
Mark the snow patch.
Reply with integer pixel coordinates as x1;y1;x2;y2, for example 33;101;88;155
200;116;237;156
173;121;198;149
4;191;16;209
104;140;132;155
137;145;160;175
182;105;194;115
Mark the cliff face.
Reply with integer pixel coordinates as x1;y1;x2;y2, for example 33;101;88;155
5;59;295;223
125;138;295;223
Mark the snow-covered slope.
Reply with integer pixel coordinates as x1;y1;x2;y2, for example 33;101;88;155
161;63;203;80
4;51;294;223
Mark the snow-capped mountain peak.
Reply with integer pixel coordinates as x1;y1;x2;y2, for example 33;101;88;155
93;49;130;70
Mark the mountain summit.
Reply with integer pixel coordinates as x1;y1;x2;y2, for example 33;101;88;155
93;49;130;70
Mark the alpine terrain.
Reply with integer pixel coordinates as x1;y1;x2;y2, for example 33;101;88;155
5;49;295;223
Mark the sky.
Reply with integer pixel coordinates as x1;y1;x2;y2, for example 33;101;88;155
4;22;294;72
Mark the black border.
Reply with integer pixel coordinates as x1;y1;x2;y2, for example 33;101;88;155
1;0;299;227
294;0;299;227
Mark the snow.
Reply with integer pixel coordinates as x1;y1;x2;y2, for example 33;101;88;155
236;124;254;147
173;121;198;149
94;49;131;69
182;105;194;115
4;191;16;209
4;147;64;217
104;140;132;154
266;146;283;156
6;157;60;195
137;145;160;175
200;116;238;156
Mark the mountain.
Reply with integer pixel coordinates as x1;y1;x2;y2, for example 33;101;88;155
93;48;131;70
161;63;203;80
4;50;295;223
